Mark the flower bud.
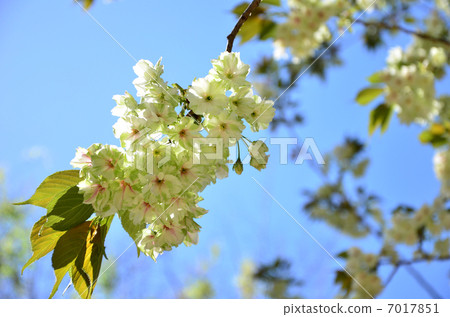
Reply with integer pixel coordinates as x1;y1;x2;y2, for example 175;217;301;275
233;158;244;175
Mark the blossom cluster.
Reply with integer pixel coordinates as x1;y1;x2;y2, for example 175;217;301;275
309;198;370;237
387;198;450;246
71;52;275;260
274;0;349;61
345;247;382;298
307;140;375;237
434;150;450;197
380;45;445;124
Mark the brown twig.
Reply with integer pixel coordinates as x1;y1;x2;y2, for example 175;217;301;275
356;20;450;47
226;0;262;52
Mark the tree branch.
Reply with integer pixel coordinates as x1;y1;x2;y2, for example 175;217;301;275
383;264;399;289
395;255;450;266
404;265;442;299
226;0;262;53
379;256;450;298
356;20;450;47
378;255;450;267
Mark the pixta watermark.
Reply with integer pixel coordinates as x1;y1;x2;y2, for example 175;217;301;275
130;133;325;174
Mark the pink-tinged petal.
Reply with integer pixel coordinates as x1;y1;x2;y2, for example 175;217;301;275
84;184;103;204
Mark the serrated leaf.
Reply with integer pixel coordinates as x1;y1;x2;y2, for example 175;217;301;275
71;264;91;299
356;87;385;105
15;170;80;208
45;186;94;231
50;221;91;298
22;216;66;274
369;103;393;135
49;265;72;299
71;222;107;299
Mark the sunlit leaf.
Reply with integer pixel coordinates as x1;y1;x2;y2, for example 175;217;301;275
419;130;448;147
430;123;446;135
71;220;110;299
14;170;80;208
232;2;250;16
356;87;385;105
22;216;66;274
239;17;263;44
367;72;385;84
264;0;281;5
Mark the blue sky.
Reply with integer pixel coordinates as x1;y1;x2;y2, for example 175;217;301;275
1;0;448;298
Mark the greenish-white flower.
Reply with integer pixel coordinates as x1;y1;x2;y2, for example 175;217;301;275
245;97;276;132
204;112;245;142
186;77;227;115
210;52;250;89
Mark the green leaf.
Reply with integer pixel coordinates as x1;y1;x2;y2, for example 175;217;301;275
356;87;385;105
45;186;94;231
367;71;385;84
419;130;434;143
335;270;352;297
369;104;394;135
430;123;446;135
264;0;281;5
119;210;145;256
239;17;264;44
49;265;72;299
22;216;66;274
259;20;277;40
71;264;91;299
71;222;108;299
50;221;91;298
232;2;250;16
419;130;448;148
15;170;80;208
